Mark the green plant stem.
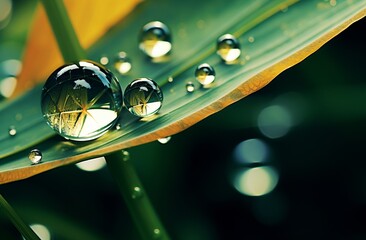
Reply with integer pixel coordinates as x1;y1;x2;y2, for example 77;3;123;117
105;150;170;240
0;194;40;240
39;0;86;62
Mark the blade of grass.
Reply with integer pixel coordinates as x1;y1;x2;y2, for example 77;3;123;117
105;151;170;240
39;0;86;62
0;194;40;240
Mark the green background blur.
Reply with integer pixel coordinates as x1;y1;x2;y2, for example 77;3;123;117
1;0;366;239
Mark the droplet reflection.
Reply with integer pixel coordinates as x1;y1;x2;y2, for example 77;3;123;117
76;157;106;172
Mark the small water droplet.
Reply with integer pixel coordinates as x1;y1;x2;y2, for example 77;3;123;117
153;228;161;238
28;149;42;164
195;63;215;86
99;56;109;65
114;52;132;74
124;78;163;117
168;76;173;83
139;21;172;58
132;186;143;199
8;126;16;136
217;34;241;63
157;136;171;144
248;36;255;43
122;150;130;161
115;123;121;130
41;61;123;141
185;82;195;93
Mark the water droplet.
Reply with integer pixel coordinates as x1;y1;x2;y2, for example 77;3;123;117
132;186;143;199
8;126;16;136
248;36;255;43
122;150;130;161
153;228;161;238
41;61;123;141
28;149;42;164
185;82;195;93
115;123;121;130
168;76;173;83
157;136;171;144
124;78;163;117
99;56;109;65
139;21;172;58
114;51;132;74
195;63;215;86
216;34;241;62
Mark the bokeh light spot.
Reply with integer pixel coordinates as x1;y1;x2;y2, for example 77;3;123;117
234;166;279;196
27;224;51;240
257;105;292;139
234;138;268;164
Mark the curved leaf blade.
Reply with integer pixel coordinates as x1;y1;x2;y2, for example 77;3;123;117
0;0;365;184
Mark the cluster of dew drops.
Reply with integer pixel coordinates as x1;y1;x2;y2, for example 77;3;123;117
27;21;243;165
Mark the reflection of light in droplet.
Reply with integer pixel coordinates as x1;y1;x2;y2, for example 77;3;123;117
0;77;17;98
257;105;292;139
234;166;279;196
234;138;268;164
76;157;106;172
28;224;51;240
158;136;171;144
1;59;22;76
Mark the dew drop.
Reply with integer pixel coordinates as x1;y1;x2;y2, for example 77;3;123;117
122;150;130;161
168;76;173;83
124;78;163;117
157;136;171;144
8;126;16;136
115;123;121;130
153;228;161;239
248;36;255;43
28;149;42;164
114;51;132;74
99;56;109;65
185;81;195;93
41;61;123;141
216;34;241;62
131;186;144;199
139;21;172;58
195;63;216;86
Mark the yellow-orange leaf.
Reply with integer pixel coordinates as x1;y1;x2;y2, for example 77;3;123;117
13;0;141;97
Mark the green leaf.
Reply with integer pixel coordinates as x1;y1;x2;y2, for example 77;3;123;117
0;0;365;184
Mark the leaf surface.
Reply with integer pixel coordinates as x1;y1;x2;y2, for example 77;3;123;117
0;0;365;184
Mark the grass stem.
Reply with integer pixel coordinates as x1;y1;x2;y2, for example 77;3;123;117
105;150;170;240
0;194;40;240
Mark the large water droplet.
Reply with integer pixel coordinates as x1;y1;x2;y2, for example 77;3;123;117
124;78;163;117
41;61;123;141
8;125;16;136
132;186;144;199
217;34;241;62
185;81;195;93
195;63;215;86
139;21;172;58
28;149;42;164
157;136;171;144
114;51;132;74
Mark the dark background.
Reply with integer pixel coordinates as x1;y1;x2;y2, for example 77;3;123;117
1;1;366;239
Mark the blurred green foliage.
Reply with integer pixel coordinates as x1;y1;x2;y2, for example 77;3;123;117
1;0;366;239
